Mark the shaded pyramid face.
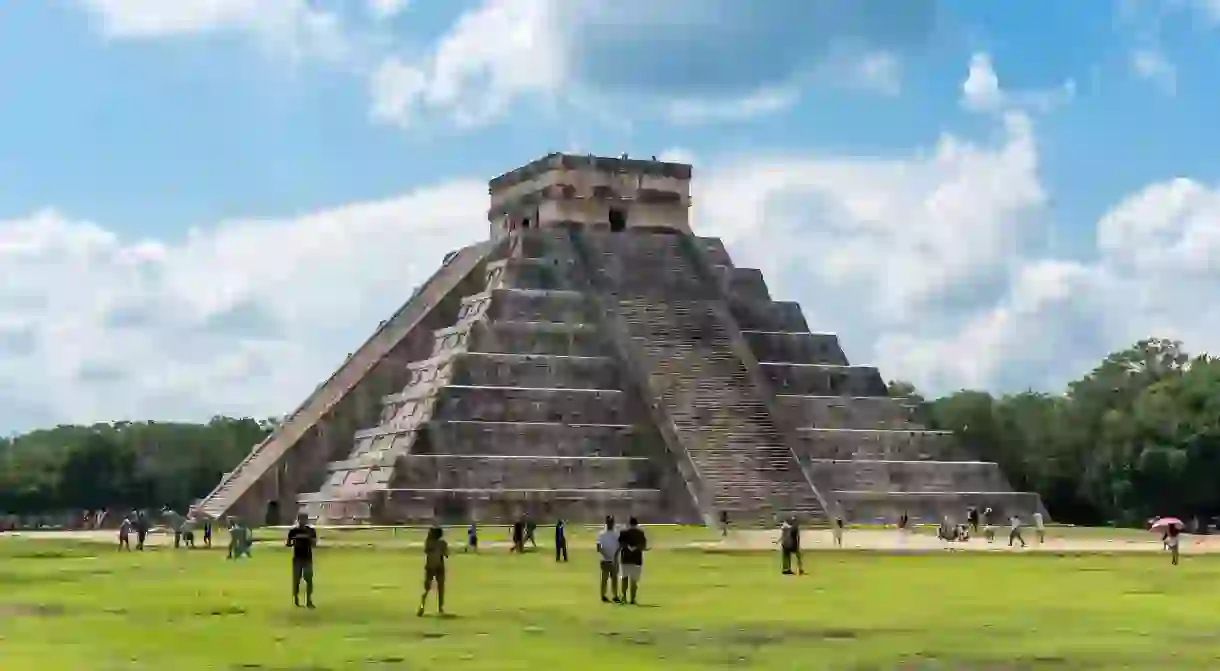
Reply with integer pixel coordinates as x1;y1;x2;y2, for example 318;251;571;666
200;227;1045;528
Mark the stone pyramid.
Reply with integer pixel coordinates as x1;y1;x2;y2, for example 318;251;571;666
197;153;1045;527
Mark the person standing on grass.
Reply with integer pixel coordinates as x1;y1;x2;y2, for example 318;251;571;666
554;518;568;562
525;517;538;549
832;516;845;548
1008;514;1026;548
780;516;803;575
286;513;317;609
134;511;149;551
1166;524;1181;565
510;518;525;553
417;526;449;616
465;522;478;553
1033;511;1045;544
617;517;647;605
596;516;620;603
118;516;132;551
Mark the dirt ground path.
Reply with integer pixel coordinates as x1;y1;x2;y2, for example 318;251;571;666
710;528;1220;554
7;527;1217;554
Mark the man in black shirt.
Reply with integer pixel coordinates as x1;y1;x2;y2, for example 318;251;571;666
286;513;317;609
510;518;525;553
554;519;568;562
617;517;647;605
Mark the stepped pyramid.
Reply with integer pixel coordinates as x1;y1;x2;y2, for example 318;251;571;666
198;153;1045;527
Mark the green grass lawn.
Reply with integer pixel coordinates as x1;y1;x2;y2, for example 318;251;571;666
0;530;1215;670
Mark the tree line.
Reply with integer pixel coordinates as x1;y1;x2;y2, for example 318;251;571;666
1;338;1216;527
0;417;273;515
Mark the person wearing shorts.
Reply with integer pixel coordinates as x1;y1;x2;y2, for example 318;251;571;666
286;513;317;608
595;516;620;603
418;526;449;616
617;517;647;605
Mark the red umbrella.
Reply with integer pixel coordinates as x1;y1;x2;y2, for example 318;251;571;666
1151;517;1184;531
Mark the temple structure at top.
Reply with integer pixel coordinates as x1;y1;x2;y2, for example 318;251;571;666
488;153;693;238
196;153;1046;528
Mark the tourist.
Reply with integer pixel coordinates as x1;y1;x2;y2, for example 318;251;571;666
525;517;538;549
510;518;525;553
832;516;845;548
134;511;149;551
1033;511;1045;544
286;513;317;609
1166;524;1181;566
617;517;647;605
465;522;478;553
555;518;568;562
417;526;449;616
118;516;132;551
228;517;252;559
1008;514;1026;548
780;516;803;575
596;516;620;603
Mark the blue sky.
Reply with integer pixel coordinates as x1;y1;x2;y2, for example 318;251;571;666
1;0;1219;432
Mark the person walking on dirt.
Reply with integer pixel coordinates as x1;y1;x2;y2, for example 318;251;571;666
1008;515;1026;548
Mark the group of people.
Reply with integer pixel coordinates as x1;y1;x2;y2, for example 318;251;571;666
935;508;1046;547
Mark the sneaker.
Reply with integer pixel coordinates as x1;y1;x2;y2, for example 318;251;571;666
612;597;621;604
601;596;610;603
416;606;425;617
306;602;315;610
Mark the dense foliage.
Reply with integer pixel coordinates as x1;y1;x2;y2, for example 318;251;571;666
1;338;1216;526
0;417;273;514
897;338;1220;526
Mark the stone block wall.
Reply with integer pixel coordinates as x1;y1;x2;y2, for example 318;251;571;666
775;395;917;430
761;363;888;396
745;332;850;365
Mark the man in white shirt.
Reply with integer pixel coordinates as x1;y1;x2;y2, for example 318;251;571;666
1032;511;1045;544
595;516;621;603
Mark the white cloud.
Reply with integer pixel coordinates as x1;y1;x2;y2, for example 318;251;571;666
849;51;903;96
961;52;1076;115
76;0;357;63
367;0;567;127
368;0;410;21
661;87;801;125
1130;48;1177;95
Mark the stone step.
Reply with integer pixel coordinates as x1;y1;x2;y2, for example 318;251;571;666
448;352;622;390
380;487;670;524
484;257;579;291
392;454;657;490
776;394;919;430
743;331;850;366
729;299;810;333
467;320;609;357
806;459;1012;493
760;363;887;396
460;288;595;324
795;427;964;461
